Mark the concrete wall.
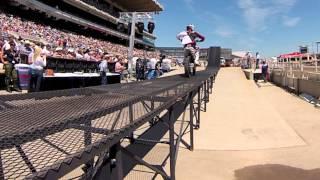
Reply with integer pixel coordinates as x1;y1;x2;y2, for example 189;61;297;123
270;71;320;98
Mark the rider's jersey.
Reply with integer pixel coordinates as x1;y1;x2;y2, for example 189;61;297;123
187;31;205;48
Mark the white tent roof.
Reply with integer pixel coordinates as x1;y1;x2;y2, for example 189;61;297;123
232;51;248;58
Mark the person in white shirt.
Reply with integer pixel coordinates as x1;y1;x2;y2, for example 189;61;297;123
147;58;157;70
75;49;84;59
177;24;205;76
147;58;158;80
256;52;261;69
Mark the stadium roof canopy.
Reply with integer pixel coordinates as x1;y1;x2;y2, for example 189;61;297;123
116;0;164;12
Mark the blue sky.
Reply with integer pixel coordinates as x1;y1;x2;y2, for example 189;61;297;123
154;0;320;57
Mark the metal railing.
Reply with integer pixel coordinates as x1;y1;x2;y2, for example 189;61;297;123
0;68;218;180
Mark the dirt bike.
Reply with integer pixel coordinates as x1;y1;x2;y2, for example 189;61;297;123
184;48;196;78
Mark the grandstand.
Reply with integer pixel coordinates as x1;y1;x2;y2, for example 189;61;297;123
2;0;162;49
0;0;163;90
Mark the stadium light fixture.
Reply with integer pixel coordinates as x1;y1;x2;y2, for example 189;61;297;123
147;21;155;34
316;42;320;54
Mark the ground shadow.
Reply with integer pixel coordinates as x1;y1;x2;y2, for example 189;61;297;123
122;100;189;178
234;164;320;180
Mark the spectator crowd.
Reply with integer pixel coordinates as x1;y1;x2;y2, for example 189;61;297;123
0;11;163;93
0;12;160;62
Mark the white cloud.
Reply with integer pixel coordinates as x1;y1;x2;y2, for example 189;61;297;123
199;12;235;38
243;7;269;31
214;27;234;38
238;0;298;31
283;16;301;27
272;0;297;8
183;0;195;12
237;36;262;50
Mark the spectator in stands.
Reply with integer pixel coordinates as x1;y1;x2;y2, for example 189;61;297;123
0;12;162;66
1;40;21;92
41;44;51;56
83;49;91;61
29;46;46;92
66;48;76;59
24;41;34;54
75;48;84;59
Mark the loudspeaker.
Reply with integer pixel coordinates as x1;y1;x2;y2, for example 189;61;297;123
147;22;155;34
207;47;221;68
136;22;144;34
300;46;308;54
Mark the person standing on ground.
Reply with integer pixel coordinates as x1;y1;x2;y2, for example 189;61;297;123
114;57;126;81
136;58;146;81
99;54;110;85
245;52;252;69
155;59;163;77
261;61;269;83
256;52;261;69
29;46;46;92
147;58;158;80
1;40;21;93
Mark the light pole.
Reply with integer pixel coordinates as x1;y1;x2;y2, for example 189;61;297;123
128;12;137;74
316;42;320;72
315;42;320;54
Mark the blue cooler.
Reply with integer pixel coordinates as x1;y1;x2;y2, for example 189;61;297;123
15;64;31;90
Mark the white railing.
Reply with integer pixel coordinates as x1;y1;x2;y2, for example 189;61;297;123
270;58;320;81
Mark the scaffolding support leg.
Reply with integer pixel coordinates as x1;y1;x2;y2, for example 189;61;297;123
189;95;194;151
206;80;210;102
196;87;201;129
109;143;124;180
169;107;176;180
204;82;207;112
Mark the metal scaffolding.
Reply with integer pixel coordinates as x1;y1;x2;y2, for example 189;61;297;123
0;68;218;180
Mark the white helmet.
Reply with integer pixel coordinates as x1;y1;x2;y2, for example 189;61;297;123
186;24;195;31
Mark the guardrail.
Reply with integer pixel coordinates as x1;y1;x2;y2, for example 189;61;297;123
270;69;320;106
